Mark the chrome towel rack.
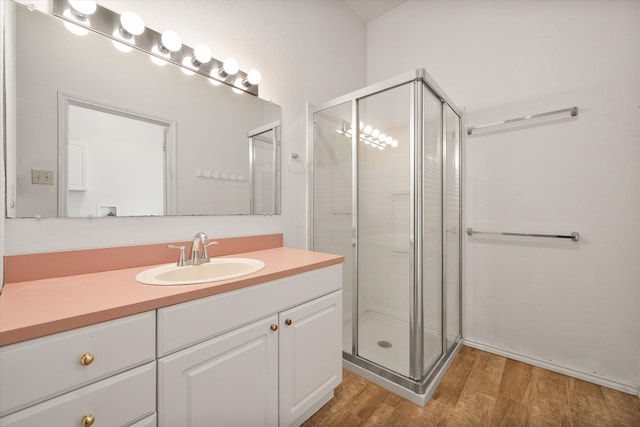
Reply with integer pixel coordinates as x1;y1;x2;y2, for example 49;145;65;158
466;228;580;242
466;106;578;136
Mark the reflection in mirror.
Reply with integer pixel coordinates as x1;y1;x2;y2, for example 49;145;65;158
249;122;281;215
5;1;281;218
61;96;173;217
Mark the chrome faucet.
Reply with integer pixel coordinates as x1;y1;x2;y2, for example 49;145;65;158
168;232;218;266
189;232;218;266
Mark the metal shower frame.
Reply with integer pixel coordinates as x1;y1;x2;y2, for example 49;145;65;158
308;69;465;396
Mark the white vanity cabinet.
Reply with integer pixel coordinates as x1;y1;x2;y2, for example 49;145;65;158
0;311;156;426
157;264;342;427
278;291;342;427
158;315;280;426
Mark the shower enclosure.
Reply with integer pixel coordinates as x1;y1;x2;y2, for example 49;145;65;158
309;69;463;405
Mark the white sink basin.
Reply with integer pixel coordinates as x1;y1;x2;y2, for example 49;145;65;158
136;258;265;285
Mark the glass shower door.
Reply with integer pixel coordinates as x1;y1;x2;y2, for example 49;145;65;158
445;106;461;350
311;102;353;354
422;86;444;376
357;83;412;377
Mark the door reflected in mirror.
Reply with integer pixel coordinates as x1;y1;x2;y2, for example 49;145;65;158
5;1;281;218
63;100;171;217
249;122;281;215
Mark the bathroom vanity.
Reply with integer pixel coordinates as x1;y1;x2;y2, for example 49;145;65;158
0;236;343;427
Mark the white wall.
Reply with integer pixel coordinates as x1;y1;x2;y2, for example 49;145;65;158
367;0;640;392
3;0;366;255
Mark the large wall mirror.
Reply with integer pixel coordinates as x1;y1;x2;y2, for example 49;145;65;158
4;1;281;218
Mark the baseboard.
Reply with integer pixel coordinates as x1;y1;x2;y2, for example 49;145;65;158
463;338;640;397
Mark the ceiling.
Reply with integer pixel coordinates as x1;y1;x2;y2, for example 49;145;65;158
344;0;407;23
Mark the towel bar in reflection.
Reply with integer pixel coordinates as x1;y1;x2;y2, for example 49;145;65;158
466;228;579;242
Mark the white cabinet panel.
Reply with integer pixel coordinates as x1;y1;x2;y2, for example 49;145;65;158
279;291;342;427
158;316;279;427
0;311;155;416
0;362;156;427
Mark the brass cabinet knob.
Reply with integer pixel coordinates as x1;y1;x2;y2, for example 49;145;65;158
270;324;278;331
285;319;293;326
79;353;94;366
82;414;95;427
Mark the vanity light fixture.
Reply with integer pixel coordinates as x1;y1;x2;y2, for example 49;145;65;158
119;11;145;40
68;0;96;19
159;30;182;53
62;0;96;36
181;44;211;75
151;30;182;66
111;11;144;53
218;57;239;77
244;69;262;86
192;44;212;67
52;0;262;95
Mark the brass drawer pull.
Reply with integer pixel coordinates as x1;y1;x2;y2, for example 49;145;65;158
82;414;95;427
79;353;94;366
285;319;293;326
270;324;278;331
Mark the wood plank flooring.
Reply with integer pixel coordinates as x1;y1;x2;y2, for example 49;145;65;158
303;346;640;426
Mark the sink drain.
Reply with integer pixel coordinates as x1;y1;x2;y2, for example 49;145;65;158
377;340;392;349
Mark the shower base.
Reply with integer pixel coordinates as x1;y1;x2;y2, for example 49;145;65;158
342;310;461;406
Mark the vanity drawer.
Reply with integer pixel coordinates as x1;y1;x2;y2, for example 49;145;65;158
157;264;342;356
0;362;156;427
0;311;155;416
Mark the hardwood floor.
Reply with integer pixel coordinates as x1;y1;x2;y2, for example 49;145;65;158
303;346;640;426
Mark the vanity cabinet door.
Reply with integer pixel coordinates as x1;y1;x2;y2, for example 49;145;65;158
158;315;279;427
279;290;342;427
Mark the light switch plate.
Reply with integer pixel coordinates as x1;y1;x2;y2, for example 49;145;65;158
31;169;54;185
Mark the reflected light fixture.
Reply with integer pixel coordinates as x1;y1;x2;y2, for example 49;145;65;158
337;122;398;151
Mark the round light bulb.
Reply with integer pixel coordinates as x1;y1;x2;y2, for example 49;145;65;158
62;10;89;36
363;125;373;135
371;129;380;139
378;146;384;151
379;133;386;142
181;57;196;75
222;57;239;76
112;38;133;53
120;11;144;37
161;30;182;52
69;0;96;18
246;69;262;85
385;136;393;145
193;44;212;65
391;139;399;148
150;46;169;66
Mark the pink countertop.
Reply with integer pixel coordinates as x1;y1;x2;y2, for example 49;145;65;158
0;247;343;346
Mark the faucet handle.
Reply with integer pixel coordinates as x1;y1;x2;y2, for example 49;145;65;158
202;241;218;263
168;245;187;266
